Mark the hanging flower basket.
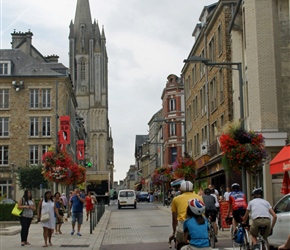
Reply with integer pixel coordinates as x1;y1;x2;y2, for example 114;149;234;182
152;166;172;185
172;153;196;181
42;148;86;185
219;122;267;173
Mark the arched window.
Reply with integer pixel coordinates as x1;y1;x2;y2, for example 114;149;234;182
80;60;85;80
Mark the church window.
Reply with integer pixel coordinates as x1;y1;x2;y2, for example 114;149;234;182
81;60;85;80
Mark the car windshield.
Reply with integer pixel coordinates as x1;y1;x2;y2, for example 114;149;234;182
140;192;148;195
274;195;290;213
120;191;134;197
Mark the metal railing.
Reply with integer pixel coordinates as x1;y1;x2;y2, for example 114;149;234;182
89;200;105;234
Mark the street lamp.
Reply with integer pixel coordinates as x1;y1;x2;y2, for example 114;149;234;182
183;56;246;193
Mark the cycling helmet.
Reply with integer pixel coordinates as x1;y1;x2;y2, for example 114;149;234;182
252;187;263;197
188;198;205;215
204;188;211;195
231;183;240;191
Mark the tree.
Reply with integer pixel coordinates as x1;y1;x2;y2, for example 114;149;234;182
16;165;48;190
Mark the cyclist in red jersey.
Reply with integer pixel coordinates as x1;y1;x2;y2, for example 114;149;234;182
227;183;247;232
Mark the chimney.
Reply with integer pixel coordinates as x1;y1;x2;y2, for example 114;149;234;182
11;30;33;55
45;55;59;63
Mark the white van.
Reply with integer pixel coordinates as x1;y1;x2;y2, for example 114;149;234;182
118;189;137;209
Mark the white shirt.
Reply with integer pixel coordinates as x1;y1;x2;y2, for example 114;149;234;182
247;198;272;220
224;191;231;201
211;193;220;207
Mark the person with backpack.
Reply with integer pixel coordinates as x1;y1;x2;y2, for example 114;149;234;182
180;198;211;250
227;183;248;232
242;188;277;250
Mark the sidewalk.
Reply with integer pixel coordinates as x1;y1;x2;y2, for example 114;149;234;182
0;208;112;250
0;203;231;250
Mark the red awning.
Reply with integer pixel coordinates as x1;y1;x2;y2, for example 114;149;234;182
270;145;290;174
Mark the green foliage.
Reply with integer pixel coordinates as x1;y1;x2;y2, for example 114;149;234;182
0;204;20;221
16;165;48;191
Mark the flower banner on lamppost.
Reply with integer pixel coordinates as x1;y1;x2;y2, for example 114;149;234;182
219;122;267;173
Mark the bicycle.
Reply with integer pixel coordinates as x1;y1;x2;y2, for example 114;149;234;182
207;213;216;248
226;217;250;250
253;225;268;250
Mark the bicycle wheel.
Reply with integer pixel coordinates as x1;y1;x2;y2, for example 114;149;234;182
209;226;215;248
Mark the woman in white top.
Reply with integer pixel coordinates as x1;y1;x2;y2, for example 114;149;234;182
38;191;61;247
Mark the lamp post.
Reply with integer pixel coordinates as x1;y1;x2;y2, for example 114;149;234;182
183;56;246;193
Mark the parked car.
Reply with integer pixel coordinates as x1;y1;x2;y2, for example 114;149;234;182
0;198;17;204
137;191;149;202
268;193;290;248
118;189;137;209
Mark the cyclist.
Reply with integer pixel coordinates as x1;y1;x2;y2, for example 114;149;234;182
202;188;218;242
227;183;248;233
242;188;277;250
171;181;203;248
180;198;211;250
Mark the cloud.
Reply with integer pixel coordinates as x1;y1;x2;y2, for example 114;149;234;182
1;0;215;182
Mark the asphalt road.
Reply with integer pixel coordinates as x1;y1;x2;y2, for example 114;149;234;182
100;201;233;250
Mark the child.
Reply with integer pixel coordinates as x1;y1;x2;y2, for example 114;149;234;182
181;198;211;250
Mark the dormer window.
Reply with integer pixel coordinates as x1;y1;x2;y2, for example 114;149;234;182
0;61;12;75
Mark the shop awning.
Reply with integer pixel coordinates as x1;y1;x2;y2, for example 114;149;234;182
270;145;290;174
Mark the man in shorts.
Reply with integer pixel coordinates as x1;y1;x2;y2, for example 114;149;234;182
171;181;203;248
227;183;247;232
70;188;85;236
242;188;277;250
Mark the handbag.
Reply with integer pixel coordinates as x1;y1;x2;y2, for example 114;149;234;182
41;212;50;222
11;203;23;217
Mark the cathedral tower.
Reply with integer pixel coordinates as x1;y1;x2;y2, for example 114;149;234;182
69;0;113;179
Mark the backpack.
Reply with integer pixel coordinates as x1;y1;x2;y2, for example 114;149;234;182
234;227;245;244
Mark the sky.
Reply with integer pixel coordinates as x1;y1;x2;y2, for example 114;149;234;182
0;0;215;183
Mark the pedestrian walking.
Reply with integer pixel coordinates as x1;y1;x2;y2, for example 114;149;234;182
70;188;85;236
223;187;231;201
54;192;64;234
85;191;97;221
18;189;35;246
171;180;203;249
61;192;68;210
38;190;62;247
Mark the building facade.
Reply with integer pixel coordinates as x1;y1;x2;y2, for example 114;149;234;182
229;0;290;203
69;0;114;190
182;0;239;191
161;74;185;166
0;31;78;200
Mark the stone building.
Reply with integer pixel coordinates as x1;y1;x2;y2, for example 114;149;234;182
69;0;114;191
182;0;239;191
229;0;290;203
0;31;77;200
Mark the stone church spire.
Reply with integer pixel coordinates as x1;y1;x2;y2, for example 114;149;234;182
69;0;113;180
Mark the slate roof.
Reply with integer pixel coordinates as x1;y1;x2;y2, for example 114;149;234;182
0;49;68;76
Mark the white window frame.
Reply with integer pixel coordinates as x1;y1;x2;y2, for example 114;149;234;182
42;89;51;108
169;122;176;136
29;145;39;165
42;117;51;137
0;145;9;165
30;89;39;108
0;117;9;137
169;98;176;111
0;89;9;109
30;117;39;137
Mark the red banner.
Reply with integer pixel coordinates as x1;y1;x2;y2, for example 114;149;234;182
77;140;85;160
59;116;70;144
58;131;66;151
220;201;231;229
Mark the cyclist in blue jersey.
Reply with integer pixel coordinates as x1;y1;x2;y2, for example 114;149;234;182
180;198;211;250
